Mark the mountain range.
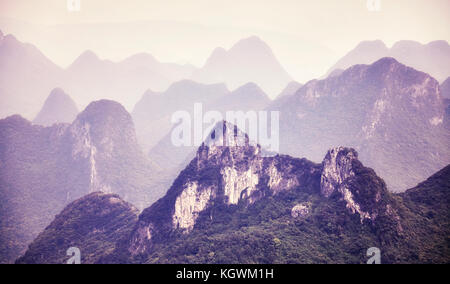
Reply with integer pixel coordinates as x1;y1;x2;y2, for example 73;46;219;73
326;40;450;82
191;36;293;97
269;57;450;192
0;31;294;119
0;100;170;263
16;121;450;264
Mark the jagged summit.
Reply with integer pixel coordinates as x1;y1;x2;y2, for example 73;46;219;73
270;55;448;192
126;120;395;257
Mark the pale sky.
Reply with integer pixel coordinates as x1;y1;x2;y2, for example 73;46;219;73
0;0;449;82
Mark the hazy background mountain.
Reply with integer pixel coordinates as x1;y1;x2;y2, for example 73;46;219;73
44;122;446;264
145;83;271;180
64;50;196;110
0;30;63;119
277;81;304;100
0;30;197;119
0;100;169;263
269;57;450;192
132;80;229;152
32;88;79;126
191;36;292;97
327;40;450;82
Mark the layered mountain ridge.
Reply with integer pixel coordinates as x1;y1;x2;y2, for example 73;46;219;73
327;40;450;82
270;57;450;192
15;121;450;264
0;99;169;263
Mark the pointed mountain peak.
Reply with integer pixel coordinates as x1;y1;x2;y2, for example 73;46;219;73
230;35;271;53
33;88;78;126
320;147;387;222
202;120;252;149
370;56;399;68
69;50;103;69
78;50;99;61
277;81;303;99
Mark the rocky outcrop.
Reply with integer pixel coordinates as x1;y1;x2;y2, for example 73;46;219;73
0;100;167;263
291;203;311;218
269;57;450;192
320;147;385;222
127;124;393;256
128;121;321;255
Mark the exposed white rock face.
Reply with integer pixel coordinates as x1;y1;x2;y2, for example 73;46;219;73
69;120;111;194
362;96;388;139
429;116;443;126
320;147;357;198
129;222;155;255
221;166;259;205
265;160;300;194
291;203;310;218
129;121;322;255
320;147;372;222
173;182;216;231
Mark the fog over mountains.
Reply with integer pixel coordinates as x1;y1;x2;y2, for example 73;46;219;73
0;31;294;119
0;100;170;263
191;36;293;97
270;57;450;192
0;28;449;264
16;122;450;264
326;40;450;82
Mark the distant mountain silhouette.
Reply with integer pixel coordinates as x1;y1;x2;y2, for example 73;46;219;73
269;57;450;192
0;100;169;263
276;81;303;99
65;50;196;110
191;36;292;97
33;88;78;126
0;31;197;119
327;40;450;82
132;80;229;152
0;30;63;119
